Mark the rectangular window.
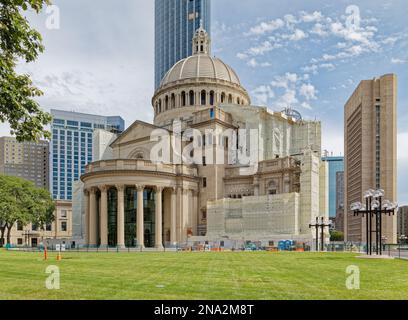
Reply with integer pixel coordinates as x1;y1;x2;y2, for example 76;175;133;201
61;210;67;218
53;119;65;125
81;122;92;128
61;222;67;232
203;177;207;188
46;224;52;231
67;121;78;126
17;238;23;245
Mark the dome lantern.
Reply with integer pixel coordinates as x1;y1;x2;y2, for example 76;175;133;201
192;20;211;55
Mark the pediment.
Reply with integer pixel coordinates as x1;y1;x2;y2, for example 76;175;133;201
110;120;161;147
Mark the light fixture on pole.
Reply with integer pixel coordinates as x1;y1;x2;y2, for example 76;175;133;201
351;188;398;256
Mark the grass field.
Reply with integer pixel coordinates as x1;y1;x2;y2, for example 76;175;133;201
0;250;407;300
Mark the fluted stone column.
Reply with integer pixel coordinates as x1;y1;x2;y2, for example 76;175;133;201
176;186;183;242
155;186;164;249
170;188;177;245
116;185;125;248
192;190;198;236
84;190;89;245
89;187;98;247
182;188;189;244
136;185;145;248
99;185;108;247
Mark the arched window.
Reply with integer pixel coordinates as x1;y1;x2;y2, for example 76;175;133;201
181;91;186;107
165;96;169;110
228;94;233;104
237;97;240;105
158;99;162;113
268;181;278;195
189;90;195;106
209;91;215;106
201;90;206;105
171;93;175;109
221;92;226;103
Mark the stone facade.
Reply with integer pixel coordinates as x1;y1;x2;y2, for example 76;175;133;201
80;27;329;248
8;200;72;247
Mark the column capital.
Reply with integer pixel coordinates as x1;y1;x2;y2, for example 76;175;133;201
83;189;90;196
154;186;164;193
135;184;145;192
116;184;125;192
89;187;98;195
99;185;109;193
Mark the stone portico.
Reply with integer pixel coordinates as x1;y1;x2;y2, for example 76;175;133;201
82;159;199;248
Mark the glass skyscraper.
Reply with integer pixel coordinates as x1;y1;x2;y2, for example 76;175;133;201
322;156;344;218
155;0;211;89
50;109;125;200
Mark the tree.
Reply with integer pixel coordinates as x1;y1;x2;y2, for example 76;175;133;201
0;175;54;246
0;0;52;142
330;230;344;242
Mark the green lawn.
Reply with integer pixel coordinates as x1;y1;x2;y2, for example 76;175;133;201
0;250;407;300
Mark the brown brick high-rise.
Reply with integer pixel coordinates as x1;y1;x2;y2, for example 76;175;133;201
344;74;397;244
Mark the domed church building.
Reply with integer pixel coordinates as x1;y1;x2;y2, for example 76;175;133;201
81;27;329;249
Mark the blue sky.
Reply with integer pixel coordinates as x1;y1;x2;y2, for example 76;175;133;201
0;0;406;203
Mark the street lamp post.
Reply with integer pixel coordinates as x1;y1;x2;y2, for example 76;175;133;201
351;188;398;256
309;217;331;252
309;217;320;252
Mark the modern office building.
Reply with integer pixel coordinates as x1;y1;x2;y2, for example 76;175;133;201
322;156;344;218
397;206;408;238
155;0;211;89
50;110;125;201
344;74;397;244
0;137;49;189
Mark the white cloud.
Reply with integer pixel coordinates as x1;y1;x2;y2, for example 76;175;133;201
391;58;406;64
299;83;317;100
282;29;308;41
247;58;272;68
301;11;324;23
247;41;275;55
302;64;319;74
319;63;336;71
310;23;328;37
247;18;284;35
271;72;298;89
251;85;275;105
236;52;248;60
284;14;298;27
301;102;312;110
